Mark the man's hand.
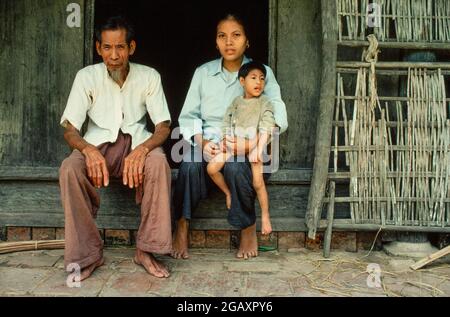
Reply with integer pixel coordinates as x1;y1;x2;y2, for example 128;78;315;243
63;122;109;188
122;120;170;188
82;145;110;188
123;145;149;188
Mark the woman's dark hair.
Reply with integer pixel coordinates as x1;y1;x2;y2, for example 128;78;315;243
238;61;267;79
217;13;248;36
95;16;135;45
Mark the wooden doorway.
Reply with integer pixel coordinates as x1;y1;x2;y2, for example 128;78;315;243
94;0;270;166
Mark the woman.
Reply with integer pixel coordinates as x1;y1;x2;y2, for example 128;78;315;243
172;14;288;260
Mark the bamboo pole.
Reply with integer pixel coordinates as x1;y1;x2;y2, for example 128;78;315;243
337;61;450;69
0;240;65;254
323;181;336;258
338;40;450;50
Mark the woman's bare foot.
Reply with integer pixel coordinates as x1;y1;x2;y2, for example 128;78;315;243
236;224;258;260
171;217;190;259
261;215;273;236
226;194;231;210
134;248;170;278
79;257;105;281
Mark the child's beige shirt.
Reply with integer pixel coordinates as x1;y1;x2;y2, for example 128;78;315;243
221;95;276;140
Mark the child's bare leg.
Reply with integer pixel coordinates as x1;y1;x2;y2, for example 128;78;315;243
207;153;232;209
251;162;272;235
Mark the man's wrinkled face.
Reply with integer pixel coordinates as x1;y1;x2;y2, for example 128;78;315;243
96;29;136;77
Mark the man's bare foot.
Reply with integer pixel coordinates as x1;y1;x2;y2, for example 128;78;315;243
171;217;189;259
261;215;273;236
134;248;170;278
226;194;231;210
79;257;104;281
236;224;258;260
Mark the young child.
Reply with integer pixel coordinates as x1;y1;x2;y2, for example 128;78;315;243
207;61;275;236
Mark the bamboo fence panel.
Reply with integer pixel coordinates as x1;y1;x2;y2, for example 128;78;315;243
332;64;450;227
338;0;450;43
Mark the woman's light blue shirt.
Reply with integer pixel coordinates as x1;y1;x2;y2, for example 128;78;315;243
178;56;288;144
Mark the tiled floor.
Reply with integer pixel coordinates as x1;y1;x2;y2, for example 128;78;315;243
0;247;449;297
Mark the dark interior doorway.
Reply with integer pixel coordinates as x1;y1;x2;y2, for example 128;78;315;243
94;0;269;167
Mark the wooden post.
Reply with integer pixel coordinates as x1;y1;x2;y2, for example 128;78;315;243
0;226;6;241
410;245;450;270
306;0;338;239
84;0;95;67
323;181;336;258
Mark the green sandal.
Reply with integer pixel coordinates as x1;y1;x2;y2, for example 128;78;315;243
258;246;277;252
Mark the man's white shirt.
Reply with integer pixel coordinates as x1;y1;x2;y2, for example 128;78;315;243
61;62;171;150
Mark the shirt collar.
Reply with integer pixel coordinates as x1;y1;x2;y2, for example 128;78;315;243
207;56;252;76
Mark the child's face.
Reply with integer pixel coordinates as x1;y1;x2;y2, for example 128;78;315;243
240;69;266;98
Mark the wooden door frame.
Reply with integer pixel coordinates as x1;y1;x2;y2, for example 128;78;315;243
84;0;95;67
84;0;278;70
269;0;278;75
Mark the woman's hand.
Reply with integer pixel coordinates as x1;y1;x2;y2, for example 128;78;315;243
248;148;261;163
220;138;228;153
225;135;254;156
82;145;109;188
123;145;149;188
202;140;220;161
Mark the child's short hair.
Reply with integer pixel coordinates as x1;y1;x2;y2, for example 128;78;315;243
238;61;267;79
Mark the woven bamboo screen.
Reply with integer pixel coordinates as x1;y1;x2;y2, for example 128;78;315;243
331;64;450;227
338;0;450;42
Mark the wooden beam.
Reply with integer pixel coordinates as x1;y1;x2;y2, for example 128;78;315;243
410;246;450;270
333;96;450;102
333;120;450;128
0;166;314;184
319;220;450;233
337;61;450;69
329;171;449;180
323;196;450;203
338;40;450;50
337;68;450;75
0;180;323;230
331;145;450;151
306;0;338;239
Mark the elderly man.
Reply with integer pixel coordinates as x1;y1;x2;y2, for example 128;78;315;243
59;16;172;280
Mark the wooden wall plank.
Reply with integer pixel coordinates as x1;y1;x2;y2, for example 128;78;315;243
276;0;322;168
0;166;315;184
0;0;85;167
0;180;350;230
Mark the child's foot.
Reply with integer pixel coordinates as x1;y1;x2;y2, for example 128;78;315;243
261;215;273;236
226;194;231;210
